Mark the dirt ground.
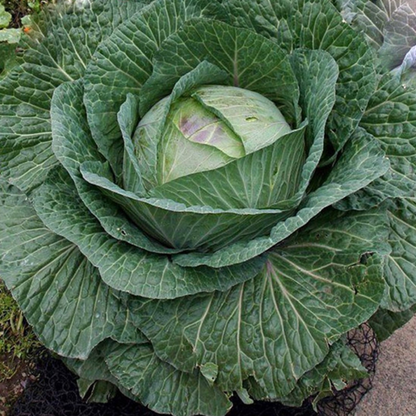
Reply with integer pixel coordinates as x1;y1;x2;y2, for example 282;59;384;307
355;316;416;416
0;354;37;416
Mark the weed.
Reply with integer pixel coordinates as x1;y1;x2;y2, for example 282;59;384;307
1;0;54;28
0;280;40;382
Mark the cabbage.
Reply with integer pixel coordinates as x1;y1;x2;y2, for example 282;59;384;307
0;1;415;414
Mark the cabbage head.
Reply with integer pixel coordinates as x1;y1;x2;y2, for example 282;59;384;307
1;1;416;415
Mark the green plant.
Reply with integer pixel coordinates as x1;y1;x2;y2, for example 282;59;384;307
0;280;40;381
1;0;55;26
0;0;415;415
0;0;51;79
27;1;41;13
0;4;20;75
0;4;19;40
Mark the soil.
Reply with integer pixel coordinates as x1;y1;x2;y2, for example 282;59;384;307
0;353;36;416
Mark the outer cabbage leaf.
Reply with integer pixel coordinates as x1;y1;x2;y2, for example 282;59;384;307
286;49;338;203
280;341;367;408
339;71;416;210
395;46;416;86
335;0;416;71
77;380;118;404
33;166;265;299
104;340;232;416
64;338;231;414
51;79;183;255
378;1;416;70
63;342;120;403
216;0;377;154
0;179;145;359
0;43;17;78
382;198;416;311
369;305;416;342
138;18;300;122
64;341;124;385
246;340;367;407
127;208;386;398
80;160;294;251
118;93;146;196
334;0;390;48
0;0;149;193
